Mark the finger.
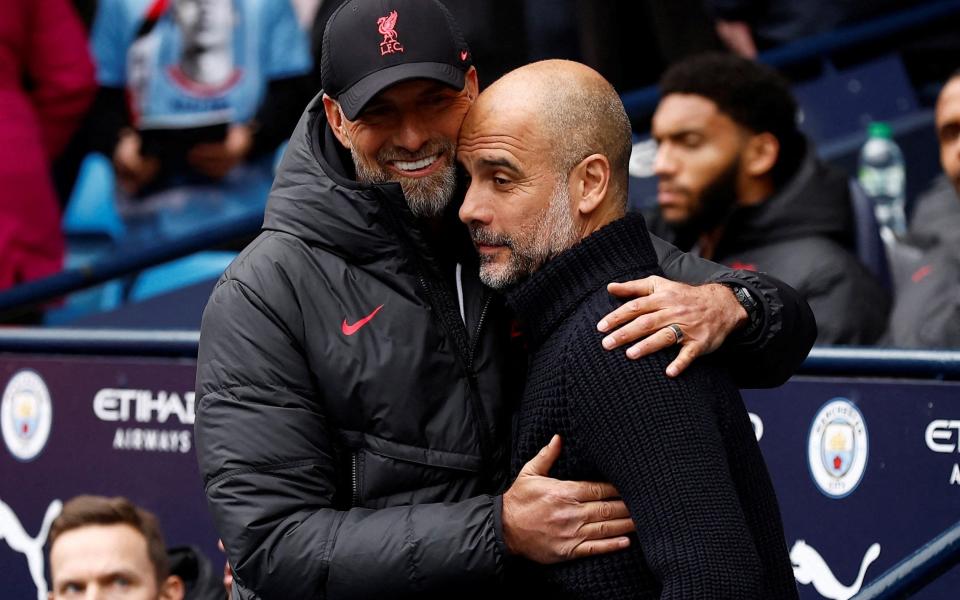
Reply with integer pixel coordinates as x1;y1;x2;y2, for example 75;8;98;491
666;343;700;378
578;517;635;540
606;277;659;299
597;296;662;334
569;536;631;559
521;434;561;477
584;499;631;521
624;326;679;359
602;309;675;350
568;480;619;501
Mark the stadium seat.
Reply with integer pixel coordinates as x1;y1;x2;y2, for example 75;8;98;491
128;251;237;303
62;153;125;241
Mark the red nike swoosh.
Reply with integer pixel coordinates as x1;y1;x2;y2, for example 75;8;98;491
341;304;384;336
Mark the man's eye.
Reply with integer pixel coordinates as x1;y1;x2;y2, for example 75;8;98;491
62;582;83;594
425;94;450;106
360;106;390;120
493;176;510;186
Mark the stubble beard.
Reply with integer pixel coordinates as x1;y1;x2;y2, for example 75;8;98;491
351;139;458;219
471;179;581;290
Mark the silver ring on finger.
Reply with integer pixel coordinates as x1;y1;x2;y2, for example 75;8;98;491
667;323;684;345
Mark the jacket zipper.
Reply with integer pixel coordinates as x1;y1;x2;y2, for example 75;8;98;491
377;189;496;476
350;452;360;507
468;292;493;369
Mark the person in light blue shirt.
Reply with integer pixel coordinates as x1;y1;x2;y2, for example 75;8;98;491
88;0;311;212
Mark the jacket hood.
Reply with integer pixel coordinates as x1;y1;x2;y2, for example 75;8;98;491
717;142;854;255
262;93;416;262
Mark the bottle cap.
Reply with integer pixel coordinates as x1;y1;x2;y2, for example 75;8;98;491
867;122;893;139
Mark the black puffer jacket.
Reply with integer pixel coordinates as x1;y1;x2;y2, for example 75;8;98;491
196;99;517;599
196;95;815;599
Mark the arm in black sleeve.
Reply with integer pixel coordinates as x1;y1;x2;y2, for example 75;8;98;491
196;277;504;599
651;233;816;388
565;330;763;598
85;85;129;157
248;75;314;158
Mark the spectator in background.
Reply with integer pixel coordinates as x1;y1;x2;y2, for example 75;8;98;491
48;496;185;600
648;53;890;345
87;0;311;211
48;495;227;600
0;0;95;301
706;0;912;58
887;71;960;348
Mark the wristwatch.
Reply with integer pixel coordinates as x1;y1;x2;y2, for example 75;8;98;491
724;284;762;338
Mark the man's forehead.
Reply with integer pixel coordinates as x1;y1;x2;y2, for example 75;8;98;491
654;93;737;134
936;78;960;123
460;109;542;159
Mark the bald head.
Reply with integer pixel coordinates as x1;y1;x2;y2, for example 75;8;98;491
458;61;634;289
937;73;960;194
472;60;633;205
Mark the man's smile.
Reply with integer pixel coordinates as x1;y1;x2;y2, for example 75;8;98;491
387;153;443;177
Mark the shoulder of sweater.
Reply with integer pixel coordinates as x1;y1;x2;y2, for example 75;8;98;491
555;289;679;392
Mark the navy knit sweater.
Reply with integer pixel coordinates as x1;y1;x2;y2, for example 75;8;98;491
504;214;798;599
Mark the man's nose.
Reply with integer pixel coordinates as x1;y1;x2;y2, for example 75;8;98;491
653;145;676;178
394;111;431;152
459;181;492;226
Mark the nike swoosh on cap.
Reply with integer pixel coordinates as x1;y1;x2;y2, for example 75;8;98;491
341;304;384;336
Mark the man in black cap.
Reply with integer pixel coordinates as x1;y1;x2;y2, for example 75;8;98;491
195;1;815;597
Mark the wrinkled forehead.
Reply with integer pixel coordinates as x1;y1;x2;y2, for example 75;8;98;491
459;111;545;168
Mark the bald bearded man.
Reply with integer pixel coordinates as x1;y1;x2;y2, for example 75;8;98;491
458;60;798;599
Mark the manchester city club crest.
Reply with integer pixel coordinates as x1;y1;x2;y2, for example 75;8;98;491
808;398;868;498
1;370;53;462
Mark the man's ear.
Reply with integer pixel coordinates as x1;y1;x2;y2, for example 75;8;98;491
159;574;186;600
464;67;479;103
322;94;351;149
744;132;779;178
570;153;611;217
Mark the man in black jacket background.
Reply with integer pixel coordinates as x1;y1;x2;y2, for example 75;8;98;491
195;1;815;597
648;52;889;345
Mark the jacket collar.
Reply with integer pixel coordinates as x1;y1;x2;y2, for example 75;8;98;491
505;213;661;349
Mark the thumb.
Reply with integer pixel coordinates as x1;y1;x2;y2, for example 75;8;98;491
521;434;561;477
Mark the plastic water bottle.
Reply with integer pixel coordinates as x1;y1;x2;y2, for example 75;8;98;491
858;122;907;238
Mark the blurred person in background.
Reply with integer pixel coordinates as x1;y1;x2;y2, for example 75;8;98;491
48;496;185;600
705;0;913;58
87;0;311;226
886;71;960;348
0;0;95;304
49;495;227;600
648;52;890;345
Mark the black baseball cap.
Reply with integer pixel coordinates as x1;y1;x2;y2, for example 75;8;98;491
321;0;473;120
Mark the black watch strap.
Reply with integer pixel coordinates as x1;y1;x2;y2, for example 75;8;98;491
725;284;762;338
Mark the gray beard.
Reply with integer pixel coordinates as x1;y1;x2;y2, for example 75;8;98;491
473;179;580;290
350;145;457;219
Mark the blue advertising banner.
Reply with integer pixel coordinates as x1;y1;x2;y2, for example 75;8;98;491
744;377;960;600
1;356;957;599
0;355;213;600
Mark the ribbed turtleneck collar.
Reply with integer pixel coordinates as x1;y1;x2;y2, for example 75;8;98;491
505;213;661;349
